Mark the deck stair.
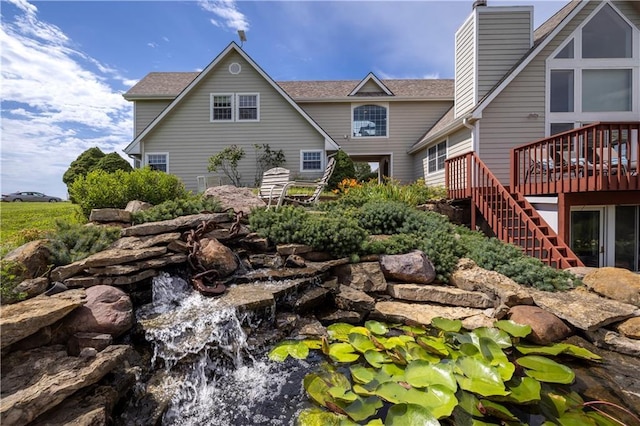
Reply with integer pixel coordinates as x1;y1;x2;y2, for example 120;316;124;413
446;152;583;269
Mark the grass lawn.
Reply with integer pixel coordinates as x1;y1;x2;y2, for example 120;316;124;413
0;202;82;255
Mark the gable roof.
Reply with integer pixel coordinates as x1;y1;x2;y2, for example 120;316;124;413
123;42;340;155
349;72;394;96
124;72;198;100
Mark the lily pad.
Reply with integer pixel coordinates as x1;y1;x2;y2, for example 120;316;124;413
400;325;427;336
297;408;344;426
364;349;390;368
478;337;514;381
268;340;310;361
365;320;389;335
380;363;406;381
457;390;483;417
503;376;541;404
405;360;457;392
329;343;360;363
494;320;531;338
385;403;440;426
349;333;377;354
328;323;356;342
432;317;462;332
417;336;450;357
343;396;383;422
478;399;518;421
472;327;513;349
350;365;376;384
304;373;331;407
517;355;575;384
455;357;509;397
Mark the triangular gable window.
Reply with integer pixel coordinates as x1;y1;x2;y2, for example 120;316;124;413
554;39;574;59
582;4;632;58
349;73;393;96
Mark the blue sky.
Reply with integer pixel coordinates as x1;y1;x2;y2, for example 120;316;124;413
1;0;568;199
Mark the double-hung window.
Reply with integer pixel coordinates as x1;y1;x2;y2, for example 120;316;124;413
301;150;323;172
146;153;168;172
210;93;259;122
547;3;638;135
427;141;447;174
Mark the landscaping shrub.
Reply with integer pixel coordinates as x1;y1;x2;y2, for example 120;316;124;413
357;201;415;235
298;214;367;258
0;259;27;305
327;150;356;190
46;221;121;266
69;168;188;217
132;195;223;224
329;178;446;208
248;206;310;244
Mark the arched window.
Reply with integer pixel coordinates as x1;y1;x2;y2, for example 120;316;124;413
352;104;388;137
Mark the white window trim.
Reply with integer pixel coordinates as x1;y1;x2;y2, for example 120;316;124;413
210;93;234;122
236;93;260;122
351;102;389;138
145;152;169;172
300;149;324;173
426;140;448;175
545;2;640;135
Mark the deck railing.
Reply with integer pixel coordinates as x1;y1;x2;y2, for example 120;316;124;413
511;122;640;195
446;152;582;269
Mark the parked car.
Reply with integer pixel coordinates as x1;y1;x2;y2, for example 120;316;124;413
1;192;62;202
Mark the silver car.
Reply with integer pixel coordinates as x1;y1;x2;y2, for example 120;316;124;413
1;192;62;202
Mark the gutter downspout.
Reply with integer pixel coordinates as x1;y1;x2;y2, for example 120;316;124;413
463;116;477;152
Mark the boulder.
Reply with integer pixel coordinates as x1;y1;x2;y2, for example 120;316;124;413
3;239;51;280
449;258;533;306
335;285;375;313
531;288;638;331
203;185;266;215
197;237;238;277
372;301;484;327
387;283;494;308
379;251;436;284
0;289;86;349
293;287;331;313
296;318;327;339
582;267;640;307
14;277;49;299
63;285;133;338
125;200;153;213
285;254;306;268
0;344;130;425
121;213;230;237
508;305;573;345
89;208;131;224
616;317;640;340
334;262;387;293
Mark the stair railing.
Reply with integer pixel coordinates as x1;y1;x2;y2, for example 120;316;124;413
446;152;583;269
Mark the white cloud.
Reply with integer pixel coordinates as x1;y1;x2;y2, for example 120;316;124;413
0;0;133;198
199;0;249;31
148;42;158;48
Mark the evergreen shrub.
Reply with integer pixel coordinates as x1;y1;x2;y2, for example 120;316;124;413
248;206;310;244
132;196;222;224
0;260;28;305
327;150;356;190
298;214;367;258
46;221;121;266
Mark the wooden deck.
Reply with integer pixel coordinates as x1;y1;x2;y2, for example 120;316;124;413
511;122;640;196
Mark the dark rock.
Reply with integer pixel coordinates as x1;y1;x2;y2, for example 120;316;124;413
67;332;114;356
248;254;283;269
335;285;375;313
294;286;331;313
334;262;387;293
508;305;573;345
317;309;363;325
285;254;306;268
379;251;436;284
14;277;49;299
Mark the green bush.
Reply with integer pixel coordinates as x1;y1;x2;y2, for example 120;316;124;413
69;168;188;217
357;201;414;235
46;221;121;266
0;260;28;305
298;214;367;258
248;206;310;244
208;145;245;186
327;150;356;190
330;178;446;208
132;195;223;224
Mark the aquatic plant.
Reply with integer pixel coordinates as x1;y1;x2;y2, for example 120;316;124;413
267;318;634;425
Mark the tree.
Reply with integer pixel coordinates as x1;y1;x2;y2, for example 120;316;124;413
254;144;286;186
354;162;378;182
207;145;245;186
95;152;133;174
327;150;356;190
63;147;105;187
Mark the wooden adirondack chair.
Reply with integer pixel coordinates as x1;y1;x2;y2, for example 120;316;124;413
259;167;290;208
277;157;336;207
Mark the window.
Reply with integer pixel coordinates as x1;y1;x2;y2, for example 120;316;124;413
146;153;168;172
211;94;233;121
301;150;322;171
582;69;632;112
237;94;259;121
427;141;446;174
550;70;574;112
546;3;638;134
210;93;260;122
352;104;388;137
550;123;574;136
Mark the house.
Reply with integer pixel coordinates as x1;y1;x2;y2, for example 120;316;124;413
123;0;639;272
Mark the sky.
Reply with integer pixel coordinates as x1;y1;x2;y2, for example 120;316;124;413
1;0;569;199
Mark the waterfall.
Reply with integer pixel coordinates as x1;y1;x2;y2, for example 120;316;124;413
136;272;316;425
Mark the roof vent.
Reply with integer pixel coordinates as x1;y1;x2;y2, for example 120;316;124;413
473;0;487;9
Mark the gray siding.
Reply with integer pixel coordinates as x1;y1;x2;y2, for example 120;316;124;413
455;14;476;118
135;100;171;137
300;100;452;182
477;2;602;185
141;51;326;192
477;9;532;99
358;80;384;93
417;127;472;187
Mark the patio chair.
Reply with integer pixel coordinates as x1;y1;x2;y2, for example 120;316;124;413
525;145;558;182
259;167;290;208
277;157;336;207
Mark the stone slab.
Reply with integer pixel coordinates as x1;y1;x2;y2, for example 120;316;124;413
372;301;484;327
387;283;494;308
